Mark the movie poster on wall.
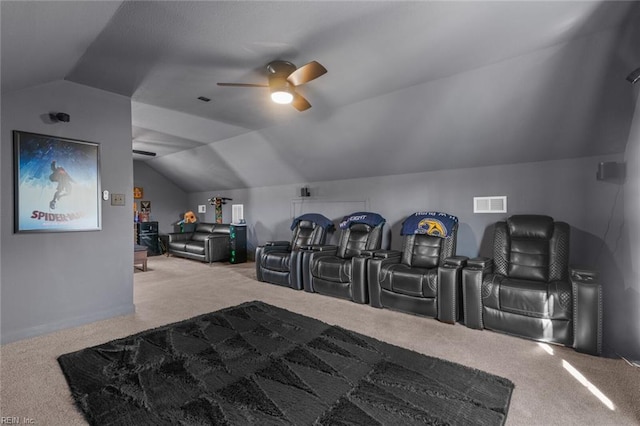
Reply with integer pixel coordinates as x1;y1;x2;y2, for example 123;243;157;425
13;130;101;233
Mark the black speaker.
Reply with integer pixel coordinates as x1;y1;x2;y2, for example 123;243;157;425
626;67;640;84
49;112;70;122
596;161;625;182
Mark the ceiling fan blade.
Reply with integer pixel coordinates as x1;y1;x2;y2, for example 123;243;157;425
217;83;268;88
287;61;327;86
291;92;312;112
133;149;157;157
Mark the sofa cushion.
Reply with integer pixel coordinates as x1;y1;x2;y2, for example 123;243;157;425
185;241;206;255
191;232;211;242
168;241;187;252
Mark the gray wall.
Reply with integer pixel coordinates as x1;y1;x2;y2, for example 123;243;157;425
603;89;640;362
133;160;188;234
190;154;622;258
1;80;134;344
189;153;637;358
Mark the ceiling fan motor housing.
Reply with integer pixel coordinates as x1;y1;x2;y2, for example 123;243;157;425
266;60;297;77
267;62;296;98
269;75;293;91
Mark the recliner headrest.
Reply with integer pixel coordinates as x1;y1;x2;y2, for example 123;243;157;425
339;212;385;229
508;215;554;239
290;213;334;231
348;223;372;233
298;220;316;229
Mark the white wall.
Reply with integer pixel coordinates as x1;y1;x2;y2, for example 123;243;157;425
1;80;134;343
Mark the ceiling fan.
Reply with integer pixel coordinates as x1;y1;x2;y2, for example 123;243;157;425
217;60;327;111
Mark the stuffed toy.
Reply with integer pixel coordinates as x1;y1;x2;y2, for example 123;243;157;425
184;211;197;223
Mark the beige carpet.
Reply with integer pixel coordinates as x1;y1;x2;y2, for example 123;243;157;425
1;255;639;425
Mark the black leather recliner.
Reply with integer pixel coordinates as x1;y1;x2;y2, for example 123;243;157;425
462;215;602;355
303;212;385;304
255;214;334;290
368;212;468;323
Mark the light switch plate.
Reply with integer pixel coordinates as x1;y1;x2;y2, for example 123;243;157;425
111;193;125;206
198;205;206;213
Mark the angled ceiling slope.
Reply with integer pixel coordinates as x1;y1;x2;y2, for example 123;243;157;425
3;1;640;192
0;1;123;94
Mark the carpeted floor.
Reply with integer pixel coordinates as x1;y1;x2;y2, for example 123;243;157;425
2;256;640;425
58;301;514;425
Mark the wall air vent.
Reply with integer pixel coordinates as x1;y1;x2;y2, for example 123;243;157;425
474;196;507;213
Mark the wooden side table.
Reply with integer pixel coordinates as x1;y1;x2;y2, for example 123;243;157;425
134;244;148;271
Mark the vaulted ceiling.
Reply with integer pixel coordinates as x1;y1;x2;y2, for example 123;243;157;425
2;1;639;192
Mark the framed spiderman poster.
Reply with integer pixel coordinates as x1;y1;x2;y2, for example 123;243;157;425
13;130;101;233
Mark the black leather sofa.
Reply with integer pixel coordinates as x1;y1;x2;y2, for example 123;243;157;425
303;212;385;304
167;223;231;264
462;215;602;355
368;212;468;324
255;214;333;290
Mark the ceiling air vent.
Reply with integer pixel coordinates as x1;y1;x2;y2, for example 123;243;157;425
474;196;507;213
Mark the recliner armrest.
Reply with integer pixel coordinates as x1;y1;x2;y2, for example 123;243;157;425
437;256;468;324
303;244;338;253
265;240;290;247
571;267;598;283
206;233;230;240
367;252;402;308
443;256;468;268
302;247;339;293
466;257;492;271
352;255;371;304
462;257;492;329
260;244;291;254
571;267;602;355
373;249;402;259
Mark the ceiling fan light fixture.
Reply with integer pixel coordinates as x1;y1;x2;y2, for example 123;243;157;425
270;89;294;104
